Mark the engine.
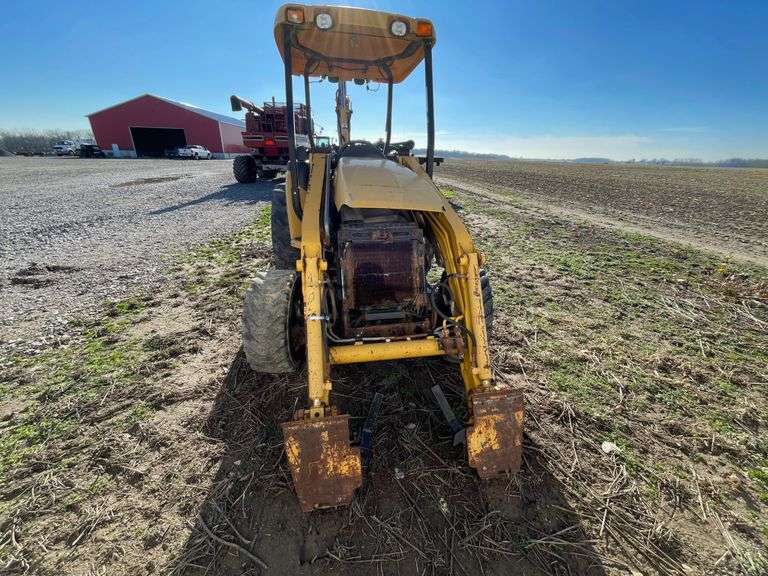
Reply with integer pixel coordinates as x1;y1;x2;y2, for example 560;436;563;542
333;207;433;339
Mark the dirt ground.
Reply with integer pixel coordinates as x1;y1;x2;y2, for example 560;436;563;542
439;159;768;267
1;161;767;576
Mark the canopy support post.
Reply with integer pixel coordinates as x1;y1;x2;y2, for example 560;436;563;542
384;81;393;155
424;41;435;178
304;73;314;150
283;25;302;218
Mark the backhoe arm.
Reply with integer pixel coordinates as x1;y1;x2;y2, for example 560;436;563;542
335;82;352;146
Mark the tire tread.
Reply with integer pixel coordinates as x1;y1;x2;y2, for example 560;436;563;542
271;189;300;269
233;155;256;183
242;269;299;373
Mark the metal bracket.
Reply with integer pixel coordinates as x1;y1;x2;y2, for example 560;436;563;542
431;385;466;445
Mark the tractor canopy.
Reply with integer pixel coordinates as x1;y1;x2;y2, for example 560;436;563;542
274;4;436;83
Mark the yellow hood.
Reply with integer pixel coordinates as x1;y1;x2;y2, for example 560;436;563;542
333;157;444;213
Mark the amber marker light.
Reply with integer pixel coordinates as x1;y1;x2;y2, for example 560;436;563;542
285;7;305;23
415;20;433;37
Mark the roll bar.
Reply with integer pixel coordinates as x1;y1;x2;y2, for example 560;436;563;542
282;25;303;220
281;23;437;219
424;41;435;178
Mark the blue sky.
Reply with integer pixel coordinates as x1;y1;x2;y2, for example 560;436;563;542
1;0;766;160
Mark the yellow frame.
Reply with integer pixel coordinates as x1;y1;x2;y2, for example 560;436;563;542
290;153;492;421
274;5;522;508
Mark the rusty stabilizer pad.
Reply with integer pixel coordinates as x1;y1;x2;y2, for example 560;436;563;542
466;389;524;478
281;414;362;512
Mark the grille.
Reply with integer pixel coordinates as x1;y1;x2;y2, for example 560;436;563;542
338;221;427;336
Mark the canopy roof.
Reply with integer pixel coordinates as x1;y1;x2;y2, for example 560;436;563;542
274;4;436;84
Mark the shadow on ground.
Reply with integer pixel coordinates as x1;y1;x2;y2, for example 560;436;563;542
150;181;275;216
169;348;607;576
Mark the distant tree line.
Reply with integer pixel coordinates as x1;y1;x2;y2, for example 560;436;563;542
416;151;768;167
0;129;94;154
413;148;511;160
624;158;768;168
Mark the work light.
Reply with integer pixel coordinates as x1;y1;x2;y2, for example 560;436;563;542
315;12;333;29
390;20;407;36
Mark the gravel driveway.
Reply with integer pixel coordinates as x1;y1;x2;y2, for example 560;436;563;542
0;157;273;350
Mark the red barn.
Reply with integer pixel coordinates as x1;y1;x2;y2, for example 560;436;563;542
87;94;249;158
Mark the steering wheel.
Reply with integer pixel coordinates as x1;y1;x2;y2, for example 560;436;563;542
386;140;415;155
337;140;384;158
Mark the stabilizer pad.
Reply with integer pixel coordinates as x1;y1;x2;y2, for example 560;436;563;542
282;414;362;512
466;389;524;478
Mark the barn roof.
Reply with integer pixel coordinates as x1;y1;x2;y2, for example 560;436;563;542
87;94;245;128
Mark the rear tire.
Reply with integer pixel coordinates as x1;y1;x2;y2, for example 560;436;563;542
242;270;304;374
271;189;300;269
261;169;278;180
233;155;257;183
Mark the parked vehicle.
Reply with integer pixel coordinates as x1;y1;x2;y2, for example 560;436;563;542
79;144;106;158
167;145;212;159
53;140;77;156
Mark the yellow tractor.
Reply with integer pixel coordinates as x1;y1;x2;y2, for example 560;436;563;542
242;3;524;511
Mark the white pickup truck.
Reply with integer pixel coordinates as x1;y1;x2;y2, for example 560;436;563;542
167;144;213;159
53;140;78;156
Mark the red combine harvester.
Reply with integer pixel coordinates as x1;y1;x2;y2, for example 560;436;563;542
230;95;311;182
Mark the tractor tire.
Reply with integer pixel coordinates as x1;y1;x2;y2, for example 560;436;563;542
261;169;278;180
233;155;257;183
438;269;494;335
271;188;300;269
242;269;304;374
480;269;494;335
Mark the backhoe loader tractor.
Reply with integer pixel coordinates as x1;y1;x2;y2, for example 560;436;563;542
242;4;524;511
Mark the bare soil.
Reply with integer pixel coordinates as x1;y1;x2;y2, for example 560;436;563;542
1;163;766;576
438;159;768;267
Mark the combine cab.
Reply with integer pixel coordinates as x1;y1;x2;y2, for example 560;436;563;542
230;95;311;182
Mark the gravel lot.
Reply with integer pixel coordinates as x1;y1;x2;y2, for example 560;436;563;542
0;157;273;350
